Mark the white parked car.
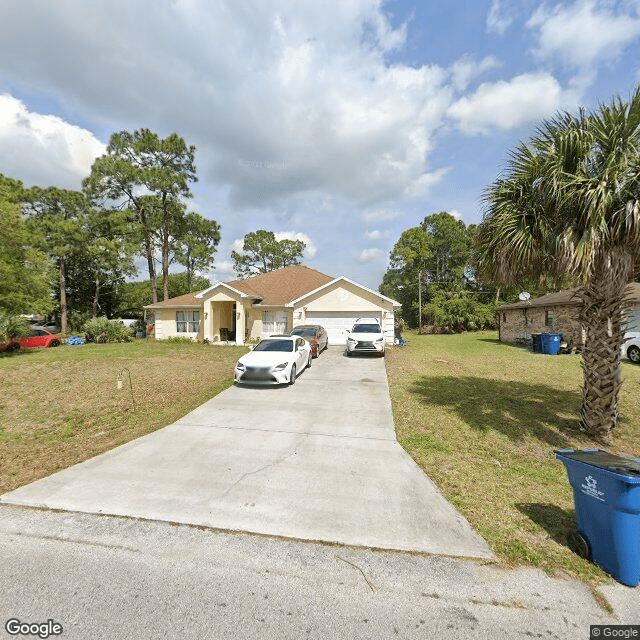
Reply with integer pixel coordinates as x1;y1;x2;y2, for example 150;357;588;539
234;336;312;385
345;318;386;357
621;336;640;364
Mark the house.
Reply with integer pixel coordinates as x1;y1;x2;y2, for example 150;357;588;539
145;265;401;345
497;283;640;347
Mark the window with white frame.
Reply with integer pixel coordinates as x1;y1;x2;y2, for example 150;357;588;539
262;310;288;334
176;310;199;333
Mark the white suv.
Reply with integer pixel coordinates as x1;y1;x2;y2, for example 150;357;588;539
346;318;386;357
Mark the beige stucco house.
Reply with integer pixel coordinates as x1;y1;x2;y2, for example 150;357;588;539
145;265;401;345
497;283;640;348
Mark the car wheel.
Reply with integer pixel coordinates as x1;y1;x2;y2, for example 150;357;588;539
6;342;20;353
628;345;640;363
50;339;61;347
289;364;297;385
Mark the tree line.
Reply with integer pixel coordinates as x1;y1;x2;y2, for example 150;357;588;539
379;210;570;332
1;129;221;333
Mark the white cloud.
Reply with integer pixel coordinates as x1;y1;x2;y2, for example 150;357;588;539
358;248;385;263
447;73;580;134
213;259;234;274
486;0;516;34
365;229;390;240
451;55;501;91
0;93;105;188
274;230;317;258
0;1;453;207
361;208;404;222
527;0;640;70
406;167;450;197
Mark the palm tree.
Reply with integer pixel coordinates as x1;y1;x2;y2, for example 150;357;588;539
477;87;640;443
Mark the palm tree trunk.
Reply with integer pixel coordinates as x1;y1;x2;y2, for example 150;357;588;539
577;255;631;443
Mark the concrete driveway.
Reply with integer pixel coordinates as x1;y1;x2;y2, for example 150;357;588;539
1;347;493;559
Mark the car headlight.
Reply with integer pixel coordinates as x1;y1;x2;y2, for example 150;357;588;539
273;362;288;371
347;337;356;343
236;362;246;371
375;337;384;343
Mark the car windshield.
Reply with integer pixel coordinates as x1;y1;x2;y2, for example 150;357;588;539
253;339;294;352
352;324;381;333
292;328;316;337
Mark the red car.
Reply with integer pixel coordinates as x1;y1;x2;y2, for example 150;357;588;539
1;328;61;352
290;324;328;358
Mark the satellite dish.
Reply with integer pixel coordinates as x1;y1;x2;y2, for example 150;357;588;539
518;291;531;301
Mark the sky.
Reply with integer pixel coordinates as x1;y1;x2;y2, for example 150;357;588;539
1;0;639;291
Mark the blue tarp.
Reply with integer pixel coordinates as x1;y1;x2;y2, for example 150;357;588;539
66;335;86;346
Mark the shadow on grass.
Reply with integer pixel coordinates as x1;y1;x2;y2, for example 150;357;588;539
409;375;581;447
0;348;37;359
516;502;576;549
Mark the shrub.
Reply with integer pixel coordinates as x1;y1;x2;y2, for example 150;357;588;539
68;310;93;334
83;317;133;343
0;313;31;343
422;291;498;332
164;336;197;345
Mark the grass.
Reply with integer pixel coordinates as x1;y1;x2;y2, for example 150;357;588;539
385;330;640;585
0;340;247;494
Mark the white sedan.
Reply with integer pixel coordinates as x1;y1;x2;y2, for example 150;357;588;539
621;336;640;364
234;336;312;385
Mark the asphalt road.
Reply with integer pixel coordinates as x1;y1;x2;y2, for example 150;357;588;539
0;507;637;640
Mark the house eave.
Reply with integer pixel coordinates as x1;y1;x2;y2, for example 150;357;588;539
144;303;203;310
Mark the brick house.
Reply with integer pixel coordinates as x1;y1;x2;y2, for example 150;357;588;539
497;283;640;348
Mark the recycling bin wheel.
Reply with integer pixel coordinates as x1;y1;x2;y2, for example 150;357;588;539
567;529;590;559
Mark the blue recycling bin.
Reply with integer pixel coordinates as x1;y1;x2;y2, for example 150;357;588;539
556;449;640;586
539;333;561;355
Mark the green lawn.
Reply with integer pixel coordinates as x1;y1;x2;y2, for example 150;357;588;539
385;331;640;585
0;340;246;494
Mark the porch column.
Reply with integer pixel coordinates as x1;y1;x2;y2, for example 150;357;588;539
203;300;213;342
235;303;245;345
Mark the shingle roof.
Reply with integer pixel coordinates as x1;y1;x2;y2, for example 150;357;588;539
146;265;335;309
145;291;202;308
498;282;640;311
226;265;334;305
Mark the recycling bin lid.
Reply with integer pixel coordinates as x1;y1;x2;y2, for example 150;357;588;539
556;449;640;477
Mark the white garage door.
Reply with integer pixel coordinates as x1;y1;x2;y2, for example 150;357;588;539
305;311;382;345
